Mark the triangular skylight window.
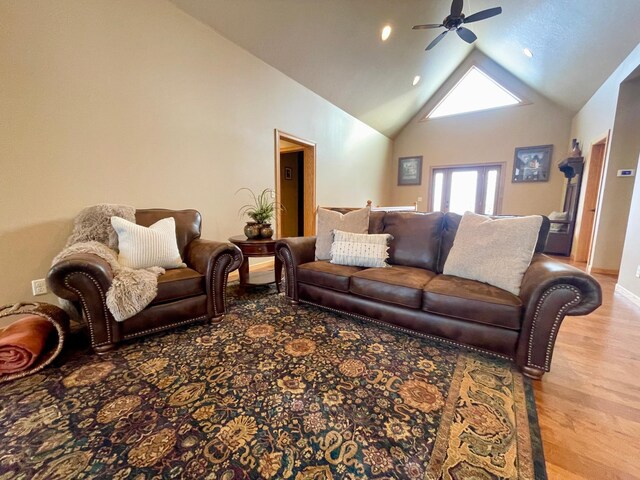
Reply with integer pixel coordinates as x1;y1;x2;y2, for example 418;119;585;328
426;66;521;119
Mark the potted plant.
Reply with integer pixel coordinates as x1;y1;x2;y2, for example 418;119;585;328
236;188;279;239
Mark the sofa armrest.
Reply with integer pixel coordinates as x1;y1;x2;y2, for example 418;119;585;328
516;254;602;377
185;239;243;317
47;253;116;349
275;236;316;302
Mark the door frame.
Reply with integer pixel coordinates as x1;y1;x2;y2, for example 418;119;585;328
428;162;506;214
575;131;610;266
274;130;316;238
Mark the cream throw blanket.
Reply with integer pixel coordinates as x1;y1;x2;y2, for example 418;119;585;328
53;204;164;322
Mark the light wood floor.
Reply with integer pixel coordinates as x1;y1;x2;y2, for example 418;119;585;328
533;264;640;480
234;260;640;478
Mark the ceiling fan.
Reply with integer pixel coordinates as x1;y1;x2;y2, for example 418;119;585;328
413;0;502;51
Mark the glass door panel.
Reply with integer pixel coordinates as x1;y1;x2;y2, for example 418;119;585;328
432;172;444;212
430;164;502;214
483;169;499;215
449;170;478;214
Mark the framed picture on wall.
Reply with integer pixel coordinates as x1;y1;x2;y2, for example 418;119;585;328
398;156;423;186
512;145;553;183
284;167;293;180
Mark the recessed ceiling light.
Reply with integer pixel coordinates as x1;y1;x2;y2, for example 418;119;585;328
413;75;421;86
381;25;392;41
523;48;533;58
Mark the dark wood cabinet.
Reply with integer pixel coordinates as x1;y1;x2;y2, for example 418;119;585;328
544;157;584;256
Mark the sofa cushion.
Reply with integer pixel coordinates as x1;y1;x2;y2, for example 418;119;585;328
443;212;542;295
298;261;363;292
382;212;443;271
437;212;462;273
438;212;551;273
422;275;522;330
368;211;385;234
316;207;370;260
136;209;201;259
350;266;436;309
153;267;205;305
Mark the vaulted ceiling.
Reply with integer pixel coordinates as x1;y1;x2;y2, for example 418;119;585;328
169;0;640;138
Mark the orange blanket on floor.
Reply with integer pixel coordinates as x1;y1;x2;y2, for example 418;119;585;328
0;315;55;374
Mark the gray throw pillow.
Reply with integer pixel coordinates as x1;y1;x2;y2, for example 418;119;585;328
443;212;542;295
316;207;370;260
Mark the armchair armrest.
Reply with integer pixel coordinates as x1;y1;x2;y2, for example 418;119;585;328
516;254;602;377
47;253;116;350
185;239;243;317
275;236;316;302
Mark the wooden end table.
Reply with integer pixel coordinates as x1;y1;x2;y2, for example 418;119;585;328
229;235;282;292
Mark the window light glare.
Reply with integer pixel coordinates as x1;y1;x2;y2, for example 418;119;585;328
523;48;533;58
412;75;421;86
427;66;521;119
381;25;392;41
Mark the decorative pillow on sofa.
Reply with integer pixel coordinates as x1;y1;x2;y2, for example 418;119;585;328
330;230;393;268
110;216;186;269
316;206;370;260
443;211;542;295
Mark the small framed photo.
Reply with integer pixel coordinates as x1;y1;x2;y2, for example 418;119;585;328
512;145;553;183
397;156;423;186
284;167;293;180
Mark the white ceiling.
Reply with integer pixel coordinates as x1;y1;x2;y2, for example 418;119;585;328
170;0;640;138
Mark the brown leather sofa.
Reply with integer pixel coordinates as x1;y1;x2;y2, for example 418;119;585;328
276;211;602;379
48;209;242;353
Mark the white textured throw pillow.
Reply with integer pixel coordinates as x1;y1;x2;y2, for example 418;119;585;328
111;216;185;269
330;230;393;268
443;212;542;295
316;207;370;260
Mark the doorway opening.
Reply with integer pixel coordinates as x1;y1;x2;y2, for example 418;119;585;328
274;131;316;238
575;133;609;266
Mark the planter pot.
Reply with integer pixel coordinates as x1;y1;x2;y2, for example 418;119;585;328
244;222;261;239
260;224;274;239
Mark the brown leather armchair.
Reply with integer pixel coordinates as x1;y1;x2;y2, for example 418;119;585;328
48;209;242;354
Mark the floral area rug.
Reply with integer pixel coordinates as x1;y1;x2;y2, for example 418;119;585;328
0;284;546;479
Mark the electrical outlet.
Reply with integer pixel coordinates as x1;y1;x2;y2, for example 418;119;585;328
31;279;47;296
636;265;640;278
417;197;423;202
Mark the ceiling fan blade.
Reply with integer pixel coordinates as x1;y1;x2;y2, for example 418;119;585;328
456;27;477;43
412;24;444;29
464;6;502;23
451;0;464;17
426;31;448;50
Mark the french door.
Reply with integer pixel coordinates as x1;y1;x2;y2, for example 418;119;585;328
430;164;502;215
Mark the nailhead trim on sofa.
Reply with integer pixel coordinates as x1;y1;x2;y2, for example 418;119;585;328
64;272;112;346
300;299;513;361
527;284;581;371
123;315;209;340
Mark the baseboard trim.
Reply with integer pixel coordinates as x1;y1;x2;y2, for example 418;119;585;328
589;267;619;276
615;284;640;309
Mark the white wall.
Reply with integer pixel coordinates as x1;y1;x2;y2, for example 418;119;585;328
0;0;393;304
391;51;572;216
619;151;640;298
570;43;640;272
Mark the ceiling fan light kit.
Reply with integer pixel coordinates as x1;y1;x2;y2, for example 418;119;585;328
412;0;502;51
